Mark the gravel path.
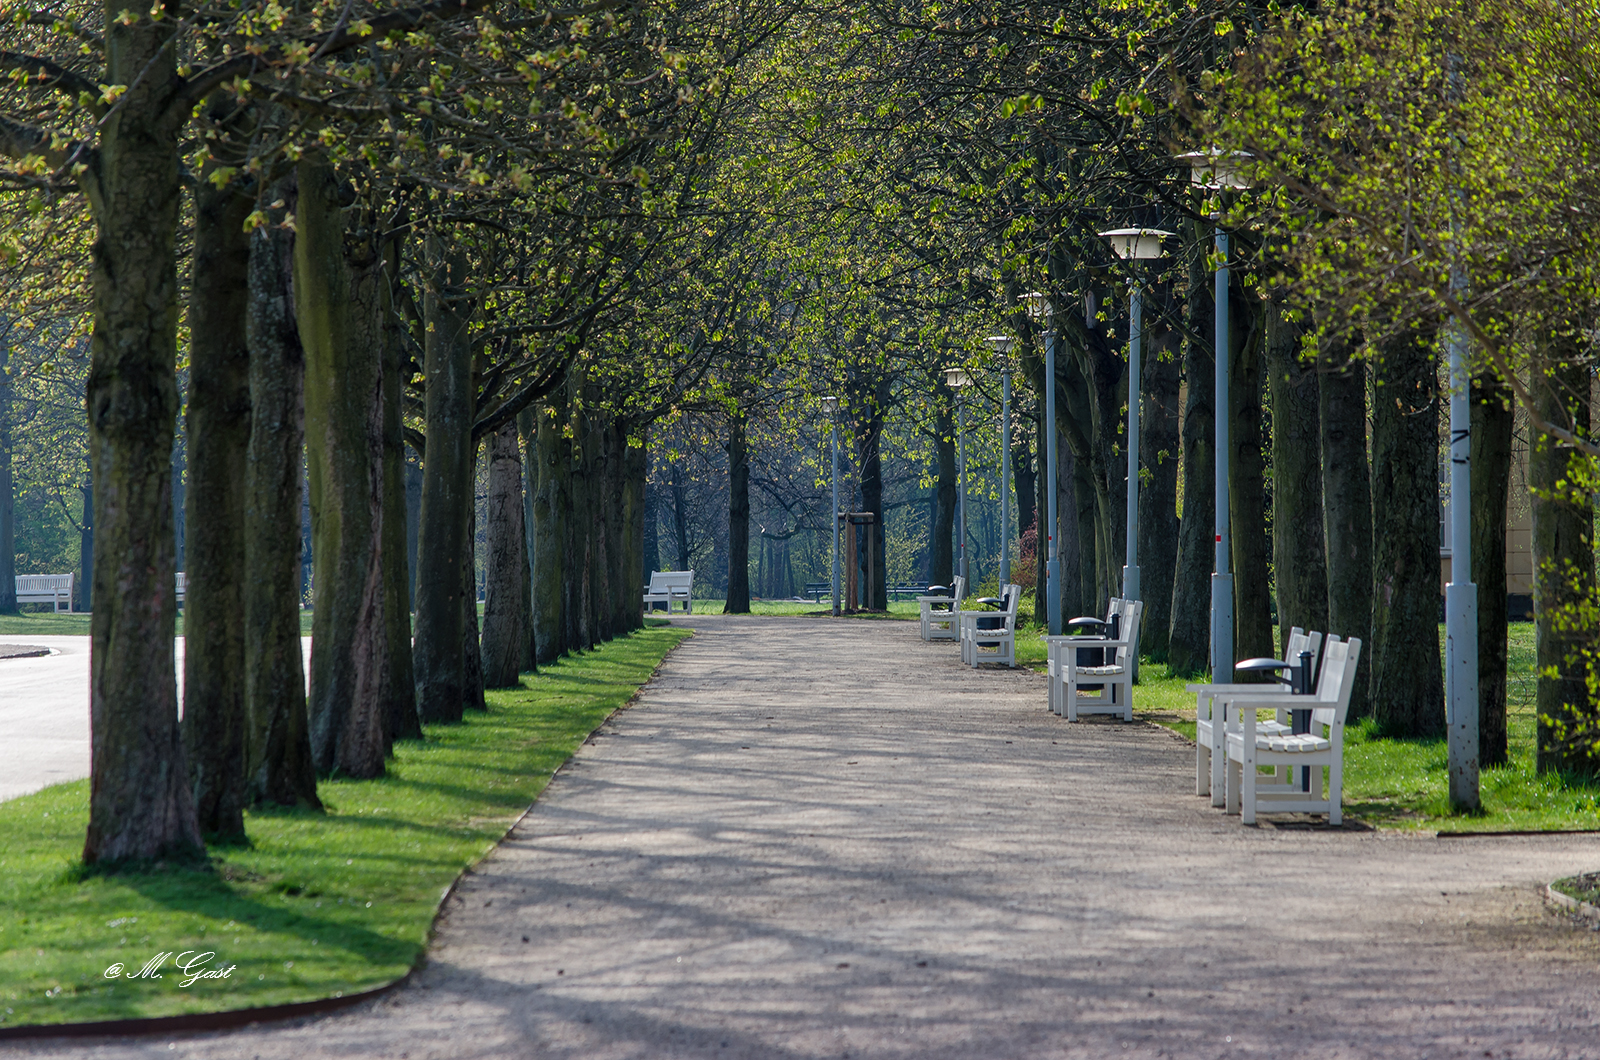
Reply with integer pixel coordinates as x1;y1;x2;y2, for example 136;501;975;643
10;615;1600;1059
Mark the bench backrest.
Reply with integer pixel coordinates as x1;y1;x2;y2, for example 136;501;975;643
648;570;693;594
1310;636;1361;731
1112;600;1143;667
16;574;73;593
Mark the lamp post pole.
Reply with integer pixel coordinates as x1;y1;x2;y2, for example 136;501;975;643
958;389;968;584
1125;278;1142;604
1210;224;1233;681
1000;365;1011;586
1445;298;1480;809
1044;323;1061;634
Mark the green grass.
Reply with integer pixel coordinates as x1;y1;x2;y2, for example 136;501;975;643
0;624;688;1029
0;610;317;637
1552;872;1600;905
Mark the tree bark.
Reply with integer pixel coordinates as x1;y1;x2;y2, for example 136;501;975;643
1011;432;1037;546
1370;320;1443;738
379;241;419;744
1139;289;1181;660
531;397;570;662
1166;235;1215;676
296;159;386;777
724;411;750;613
1229;298;1273;664
518;409;538;668
412;238;473;721
1531;338;1597;776
481;422;527;687
1319;347;1374;719
462;439;486;709
1265;298;1328;649
1471;374;1513;768
82;12;203;864
857;396;887;610
243;194;319;810
181;173;253;842
76;476;92;613
623;429;647;631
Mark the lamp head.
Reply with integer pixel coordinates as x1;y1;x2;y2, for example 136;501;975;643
1021;291;1053;320
1175;149;1252;190
983;335;1016;353
1098;227;1174;261
944;367;971;389
820;395;839;415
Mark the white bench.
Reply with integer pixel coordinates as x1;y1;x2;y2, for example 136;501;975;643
1059;599;1143;722
15;573;75;612
176;571;187;603
958;583;1021;667
643;570;693;613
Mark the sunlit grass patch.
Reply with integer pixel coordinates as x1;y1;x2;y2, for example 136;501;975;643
0;624;687;1028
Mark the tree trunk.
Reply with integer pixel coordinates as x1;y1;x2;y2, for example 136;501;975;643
76;476;93;613
1057;439;1085;620
857;398;887;610
412;238;473;721
1265;298;1328;649
462;439;486;709
531;398;570;662
1471;374;1513;768
642;474;660;581
82;12;203;864
1229;299;1273;663
516;408;537;667
1011;432;1037;545
1166;235;1215;676
670;462;690;573
181;174;253;842
1139;289;1181;660
932;397;956;586
481;422;527;687
243;195;319;810
0;339;14;614
724;412;750;613
1531;338;1597;775
1320;348;1374;719
621;424;646;632
295;159;386;777
379;242;418;744
1370;320;1443;737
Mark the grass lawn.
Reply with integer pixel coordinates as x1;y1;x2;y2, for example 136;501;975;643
0;623;688;1029
674;598;922;618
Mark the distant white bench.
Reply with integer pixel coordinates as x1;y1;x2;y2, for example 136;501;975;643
13;572;188;612
15;573;75;612
643;570;693;614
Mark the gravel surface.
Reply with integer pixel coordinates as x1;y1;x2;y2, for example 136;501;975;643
8;615;1600;1059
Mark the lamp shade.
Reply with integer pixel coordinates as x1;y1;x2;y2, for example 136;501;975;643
944;367;971;388
983;335;1016;353
821;395;839;414
1021;291;1053;320
1098;227;1174;260
1175;149;1252;190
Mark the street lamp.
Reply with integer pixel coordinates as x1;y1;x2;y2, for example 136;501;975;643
1023;290;1061;635
1177;149;1249;680
984;335;1017;586
945;366;971;584
822;395;840;616
1098;227;1172;609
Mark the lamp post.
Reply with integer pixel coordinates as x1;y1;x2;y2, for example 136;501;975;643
985;335;1017;586
1445;281;1479;809
1177;150;1249;679
1023;292;1061;634
822;395;840;616
945;366;972;583
1098;228;1172;608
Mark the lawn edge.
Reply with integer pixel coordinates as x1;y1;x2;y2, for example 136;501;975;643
0;626;692;1041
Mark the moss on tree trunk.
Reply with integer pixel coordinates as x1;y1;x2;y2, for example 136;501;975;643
295;159;386;777
531;396;570;662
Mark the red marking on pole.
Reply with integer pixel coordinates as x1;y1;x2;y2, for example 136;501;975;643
1215;534;1222;542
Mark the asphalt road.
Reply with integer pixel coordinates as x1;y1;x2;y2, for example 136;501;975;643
5;615;1599;1059
0;635;312;802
